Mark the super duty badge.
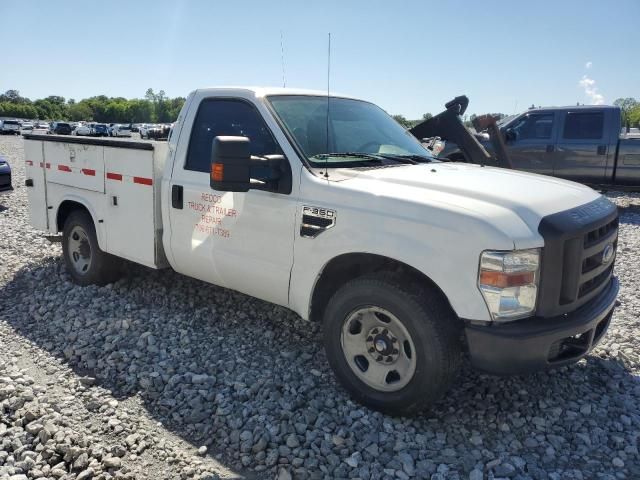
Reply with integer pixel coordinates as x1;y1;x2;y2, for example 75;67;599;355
301;205;336;238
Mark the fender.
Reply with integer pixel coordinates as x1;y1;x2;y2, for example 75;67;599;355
53;194;107;251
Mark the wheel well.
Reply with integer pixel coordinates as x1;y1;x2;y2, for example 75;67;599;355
310;253;452;322
56;201;91;232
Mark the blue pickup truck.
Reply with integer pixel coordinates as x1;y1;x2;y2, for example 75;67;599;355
0;155;12;193
440;105;640;189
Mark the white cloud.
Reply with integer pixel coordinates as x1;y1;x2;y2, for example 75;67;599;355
585;61;593;69
579;75;604;105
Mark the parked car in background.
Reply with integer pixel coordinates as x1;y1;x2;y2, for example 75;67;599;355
439;105;640;189
0;120;21;135
49;122;73;135
0;155;12;193
21;122;34;133
141;124;171;140
32;123;49;134
92;124;109;137
139;124;155;139
130;124;140;132
74;124;93;136
110;124;132;137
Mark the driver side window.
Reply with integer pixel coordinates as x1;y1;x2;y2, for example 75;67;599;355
185;99;280;172
513;113;554;140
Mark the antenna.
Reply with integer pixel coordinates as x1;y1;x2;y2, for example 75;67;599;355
324;32;331;179
280;31;286;88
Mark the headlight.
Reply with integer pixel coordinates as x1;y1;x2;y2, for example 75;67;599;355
478;249;540;321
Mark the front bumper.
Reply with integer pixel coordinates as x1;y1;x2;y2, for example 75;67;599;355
465;276;619;375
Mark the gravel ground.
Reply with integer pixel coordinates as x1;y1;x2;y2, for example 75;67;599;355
1;134;639;480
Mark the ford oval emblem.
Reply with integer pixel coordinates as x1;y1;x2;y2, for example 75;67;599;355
602;244;614;264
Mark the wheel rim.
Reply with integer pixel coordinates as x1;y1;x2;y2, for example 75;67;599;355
68;225;92;275
341;306;417;392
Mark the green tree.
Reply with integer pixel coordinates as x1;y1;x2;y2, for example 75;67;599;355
0;90;31;104
392;115;412;128
627;104;640;128
613;97;638;127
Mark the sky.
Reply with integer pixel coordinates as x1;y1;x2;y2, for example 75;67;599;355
1;0;638;118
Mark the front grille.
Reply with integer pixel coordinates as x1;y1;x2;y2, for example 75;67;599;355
537;196;618;317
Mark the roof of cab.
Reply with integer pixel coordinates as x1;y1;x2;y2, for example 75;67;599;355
529;104;619;111
192;86;358;100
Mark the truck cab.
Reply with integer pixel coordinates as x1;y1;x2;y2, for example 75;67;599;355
24;88;619;414
441;105;640;188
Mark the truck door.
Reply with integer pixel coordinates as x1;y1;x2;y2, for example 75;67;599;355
167;97;296;307
552;109;609;184
504;112;557;175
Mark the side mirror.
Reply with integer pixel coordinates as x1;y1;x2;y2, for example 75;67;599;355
504;128;516;142
210;136;251;192
210;136;292;194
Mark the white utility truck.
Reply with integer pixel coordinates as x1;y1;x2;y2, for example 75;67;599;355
24;88;619;414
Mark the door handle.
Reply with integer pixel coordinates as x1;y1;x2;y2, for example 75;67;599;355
545;144;555;153
597;145;607;155
171;185;183;209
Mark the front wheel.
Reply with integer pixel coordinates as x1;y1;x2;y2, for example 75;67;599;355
62;210;122;286
323;274;461;415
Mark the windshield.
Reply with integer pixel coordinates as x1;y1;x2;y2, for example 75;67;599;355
267;95;434;167
497;114;518;127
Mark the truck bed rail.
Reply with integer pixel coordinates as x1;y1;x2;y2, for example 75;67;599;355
23;134;154;151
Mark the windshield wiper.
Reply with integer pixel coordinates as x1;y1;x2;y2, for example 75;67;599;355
313;152;423;165
377;154;433;163
313;152;384;162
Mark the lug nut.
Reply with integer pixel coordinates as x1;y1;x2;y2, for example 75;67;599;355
377;355;383;361
367;336;373;342
386;356;393;362
391;338;397;343
382;328;388;335
371;328;378;334
368;347;375;353
392;348;399;355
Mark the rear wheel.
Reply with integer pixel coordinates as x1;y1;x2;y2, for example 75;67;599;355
323;274;461;415
62;210;122;286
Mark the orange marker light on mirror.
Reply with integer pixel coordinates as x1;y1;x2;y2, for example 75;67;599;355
211;163;224;182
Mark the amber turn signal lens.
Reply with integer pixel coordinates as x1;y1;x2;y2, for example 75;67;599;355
211;163;224;182
479;270;535;288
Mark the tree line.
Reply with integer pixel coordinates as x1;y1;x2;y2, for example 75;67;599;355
614;98;640;128
0;89;185;123
393;112;507;129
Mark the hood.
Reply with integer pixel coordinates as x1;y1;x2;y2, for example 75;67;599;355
337;162;602;246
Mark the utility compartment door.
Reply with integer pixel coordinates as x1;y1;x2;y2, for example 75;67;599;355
104;146;157;267
24;139;48;231
42;141;105;193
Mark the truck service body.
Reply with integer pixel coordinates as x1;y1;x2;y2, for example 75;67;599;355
24;87;619;413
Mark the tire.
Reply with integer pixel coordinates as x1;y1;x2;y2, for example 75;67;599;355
323;273;461;415
62;210;122;286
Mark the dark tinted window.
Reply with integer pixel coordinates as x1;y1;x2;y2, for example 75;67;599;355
563;112;604;139
186;99;279;172
511;113;554;140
